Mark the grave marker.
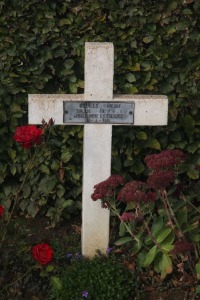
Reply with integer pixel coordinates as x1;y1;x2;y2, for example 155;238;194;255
28;42;168;257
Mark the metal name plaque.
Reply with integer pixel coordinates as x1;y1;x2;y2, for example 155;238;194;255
63;101;135;124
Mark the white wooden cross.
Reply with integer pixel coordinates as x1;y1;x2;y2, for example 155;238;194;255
28;42;168;257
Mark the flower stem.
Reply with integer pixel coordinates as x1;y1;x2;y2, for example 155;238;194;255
160;189;177;233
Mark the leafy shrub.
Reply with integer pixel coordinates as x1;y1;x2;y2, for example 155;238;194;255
0;0;200;224
50;255;136;300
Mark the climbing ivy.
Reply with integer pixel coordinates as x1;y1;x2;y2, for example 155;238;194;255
0;0;199;223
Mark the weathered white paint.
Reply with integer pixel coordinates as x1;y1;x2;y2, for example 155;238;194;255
28;42;168;258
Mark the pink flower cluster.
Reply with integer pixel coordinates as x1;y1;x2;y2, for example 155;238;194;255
147;170;175;189
170;240;194;255
91;175;125;201
144;149;186;171
117;181;157;203
145;149;186;190
119;212;134;222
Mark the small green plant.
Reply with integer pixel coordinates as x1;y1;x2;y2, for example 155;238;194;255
50;255;136;300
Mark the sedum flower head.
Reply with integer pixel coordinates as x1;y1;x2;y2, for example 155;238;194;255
170;240;194;255
147;170;175;189
144;149;186;171
91;175;125;202
117;181;148;203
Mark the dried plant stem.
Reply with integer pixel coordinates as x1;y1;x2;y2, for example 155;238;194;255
160;189;177;233
165;195;185;240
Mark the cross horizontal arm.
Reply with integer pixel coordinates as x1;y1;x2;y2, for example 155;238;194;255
28;94;168;126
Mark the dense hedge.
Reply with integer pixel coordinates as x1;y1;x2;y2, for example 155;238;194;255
0;0;199;223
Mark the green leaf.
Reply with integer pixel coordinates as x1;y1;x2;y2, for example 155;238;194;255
129;63;140;71
27;202;39;217
160;82;174;93
156;228;172;243
58;18;72;26
169;131;182;142
167;1;177;11
160;231;175;252
126;73;136;83
10;165;16;175
63;199;74;208
114;237;133;246
177;206;187;225
146;138;161;150
10;103;22;113
132;234;143;254
51;276;62;290
182;8;193;15
46;265;54;272
57;186;65;198
126;202;136;210
61;150;72;163
39;164;50;174
124;84;138;94
69;82;78;93
183;222;199;233
143;72;151;85
187;169;199;180
113;156;122;172
159;253;173;279
119;221;126;237
161;243;174;252
142;245;158;267
195;263;200;279
64;59;75;70
190;234;200;242
54;49;65;58
143;35;154;43
3;184;12;197
136;131;147;140
23;184;31;198
151;217;164;237
51;161;60;171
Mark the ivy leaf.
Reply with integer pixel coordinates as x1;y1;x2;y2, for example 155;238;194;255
136;131;147;140
61;150;72;163
143;35;154;43
126;73;136;83
187;169;199;180
146;138;161;150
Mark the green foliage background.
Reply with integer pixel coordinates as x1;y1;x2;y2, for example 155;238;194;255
0;0;200;222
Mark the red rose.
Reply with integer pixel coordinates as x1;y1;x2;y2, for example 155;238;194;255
32;243;53;265
13;125;43;148
0;205;4;217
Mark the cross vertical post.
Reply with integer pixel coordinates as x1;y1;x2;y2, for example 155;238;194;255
82;43;114;256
